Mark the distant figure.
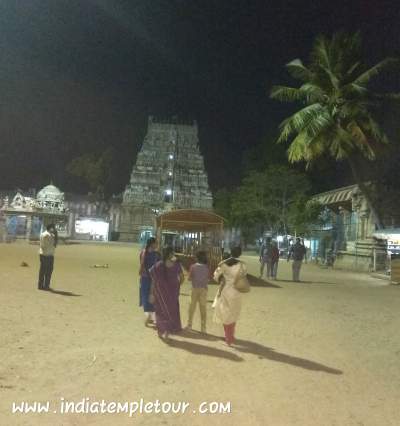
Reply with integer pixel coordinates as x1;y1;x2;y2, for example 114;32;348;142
186;251;210;333
139;237;160;326
38;224;57;290
259;238;272;279
287;237;307;282
213;246;247;346
270;241;280;280
149;247;184;340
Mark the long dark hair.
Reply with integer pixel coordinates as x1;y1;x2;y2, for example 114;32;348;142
162;246;174;262
196;250;208;265
161;246;175;279
225;246;242;266
142;237;156;273
145;237;156;252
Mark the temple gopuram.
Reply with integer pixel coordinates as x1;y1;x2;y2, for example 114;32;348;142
119;116;213;242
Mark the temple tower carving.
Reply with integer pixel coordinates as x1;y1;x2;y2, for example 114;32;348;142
119;116;213;241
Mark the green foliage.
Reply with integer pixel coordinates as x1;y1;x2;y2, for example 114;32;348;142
213;189;233;225
66;148;113;197
215;165;318;239
287;199;324;236
270;32;398;168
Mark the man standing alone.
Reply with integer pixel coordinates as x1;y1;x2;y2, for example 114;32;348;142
287;238;306;282
38;224;57;290
260;238;274;279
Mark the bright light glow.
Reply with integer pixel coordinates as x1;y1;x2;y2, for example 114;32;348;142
276;235;284;242
75;219;109;241
168;154;174;160
165;189;172;195
168;171;173;176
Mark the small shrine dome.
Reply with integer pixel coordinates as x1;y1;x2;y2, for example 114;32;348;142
37;184;64;201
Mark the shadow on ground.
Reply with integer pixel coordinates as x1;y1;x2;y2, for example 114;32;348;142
276;279;336;285
166;337;244;362
48;289;82;297
233;338;343;375
175;330;342;374
247;275;281;288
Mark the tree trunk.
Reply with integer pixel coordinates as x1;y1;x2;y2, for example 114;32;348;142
282;189;288;238
347;156;384;230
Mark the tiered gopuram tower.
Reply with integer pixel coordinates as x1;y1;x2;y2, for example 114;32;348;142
119;116;213;241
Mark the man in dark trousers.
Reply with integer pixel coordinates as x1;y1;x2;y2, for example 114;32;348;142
287;237;307;282
259;238;272;279
38;224;57;290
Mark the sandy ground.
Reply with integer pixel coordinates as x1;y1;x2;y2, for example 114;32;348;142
0;242;399;426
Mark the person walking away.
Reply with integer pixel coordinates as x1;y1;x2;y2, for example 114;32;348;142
149;247;184;340
38;224;57;290
213;246;247;346
186;251;209;333
270;241;280;280
287;237;307;282
259;238;272;279
139;237;160;326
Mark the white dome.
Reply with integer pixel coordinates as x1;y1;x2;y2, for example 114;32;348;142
37;184;63;201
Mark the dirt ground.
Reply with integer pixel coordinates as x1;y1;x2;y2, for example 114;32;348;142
0;242;399;426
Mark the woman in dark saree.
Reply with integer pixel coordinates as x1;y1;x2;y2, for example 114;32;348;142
139;237;160;326
149;247;184;340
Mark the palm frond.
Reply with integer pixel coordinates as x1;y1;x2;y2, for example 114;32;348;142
311;35;331;70
329;126;355;160
345;61;361;79
372;92;400;101
346;121;376;159
354;57;399;86
319;64;339;90
277;103;324;143
334;32;362;76
272;31;396;168
287;130;327;163
303;110;332;137
362;116;389;147
287;131;308;162
286;59;313;82
270;85;306;102
341;82;369;99
299;83;326;103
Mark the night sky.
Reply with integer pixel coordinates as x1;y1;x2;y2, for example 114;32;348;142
0;0;399;195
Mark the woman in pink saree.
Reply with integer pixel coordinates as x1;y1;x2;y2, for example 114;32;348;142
149;247;184;340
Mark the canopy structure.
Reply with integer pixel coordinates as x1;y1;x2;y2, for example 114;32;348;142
156;209;224;233
156;209;225;272
311;184;358;207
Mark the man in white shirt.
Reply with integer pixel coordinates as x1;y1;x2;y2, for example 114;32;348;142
38;224;57;290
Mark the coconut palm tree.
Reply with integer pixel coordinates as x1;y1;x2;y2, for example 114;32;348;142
270;32;398;229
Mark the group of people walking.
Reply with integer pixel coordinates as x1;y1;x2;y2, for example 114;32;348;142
36;228;306;345
139;238;247;346
259;237;307;282
259;239;280;280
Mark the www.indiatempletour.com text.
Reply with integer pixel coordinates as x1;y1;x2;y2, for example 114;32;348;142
11;398;232;416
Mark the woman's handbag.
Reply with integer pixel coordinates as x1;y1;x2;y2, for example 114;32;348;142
233;263;250;293
212;292;219;308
